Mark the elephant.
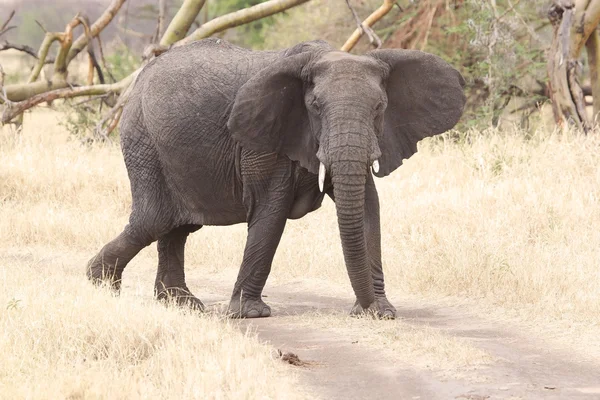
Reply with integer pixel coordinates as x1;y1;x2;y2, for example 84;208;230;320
86;38;466;319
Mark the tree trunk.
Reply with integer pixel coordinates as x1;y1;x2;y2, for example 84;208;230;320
586;29;600;123
547;0;600;132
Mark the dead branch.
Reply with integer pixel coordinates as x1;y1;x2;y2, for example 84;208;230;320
66;0;127;65
0;41;55;64
586;29;600;122
567;60;590;130
547;0;596;132
117;22;153;39
345;0;382;49
28;33;64;83
2;73;135;124
0;64;5;97
158;0;167;41
0;10;16;37
178;0;311;46
93;68;141;139
1;0;316;129
341;0;395;52
420;4;438;51
77;15;105;85
52;15;82;79
160;0;207;45
96;35;116;83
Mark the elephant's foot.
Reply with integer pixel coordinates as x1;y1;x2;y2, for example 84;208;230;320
86;257;122;293
156;286;205;312
350;296;397;319
227;296;271;318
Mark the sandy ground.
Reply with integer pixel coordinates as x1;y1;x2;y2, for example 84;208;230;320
119;266;600;400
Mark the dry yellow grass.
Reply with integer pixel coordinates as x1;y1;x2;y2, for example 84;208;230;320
0;110;302;399
1;257;300;399
2;109;600;323
2;107;600;397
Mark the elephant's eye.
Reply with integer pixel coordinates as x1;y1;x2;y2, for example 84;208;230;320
311;98;321;113
375;101;385;112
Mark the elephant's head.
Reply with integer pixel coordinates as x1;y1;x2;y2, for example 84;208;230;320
227;42;466;309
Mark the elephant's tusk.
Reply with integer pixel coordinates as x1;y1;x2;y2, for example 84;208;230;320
372;160;380;174
319;162;326;192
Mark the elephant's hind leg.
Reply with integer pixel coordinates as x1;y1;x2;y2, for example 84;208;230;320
86;226;152;292
154;224;204;311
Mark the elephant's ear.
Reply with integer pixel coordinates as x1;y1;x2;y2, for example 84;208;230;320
368;49;466;177
227;52;319;174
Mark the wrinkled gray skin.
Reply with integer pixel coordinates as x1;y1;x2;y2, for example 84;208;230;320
87;38;466;318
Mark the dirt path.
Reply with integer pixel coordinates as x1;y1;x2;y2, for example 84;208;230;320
193;278;600;400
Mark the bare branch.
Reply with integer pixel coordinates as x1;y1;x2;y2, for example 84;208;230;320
0;10;16;37
0;41;55;64
341;0;395;52
35;20;48;33
160;0;206;46
66;0;127;65
158;0;167;40
1;10;15;32
96;35;116;83
52;15;83;80
28;33;63;83
118;23;153;39
586;28;600;123
345;0;382;49
76;15;105;85
2;73;135;124
93;68;142;139
178;0;310;46
0;64;5;100
420;4;437;51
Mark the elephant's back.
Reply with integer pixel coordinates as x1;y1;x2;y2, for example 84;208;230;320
120;39;278;226
137;39;277;122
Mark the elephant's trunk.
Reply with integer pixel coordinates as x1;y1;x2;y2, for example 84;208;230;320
326;121;376;309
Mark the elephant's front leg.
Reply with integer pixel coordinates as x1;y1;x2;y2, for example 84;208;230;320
228;158;295;318
351;173;397;319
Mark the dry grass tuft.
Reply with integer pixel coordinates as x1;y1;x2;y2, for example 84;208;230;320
0;254;300;399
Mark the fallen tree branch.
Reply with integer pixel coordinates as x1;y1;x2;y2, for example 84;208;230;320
2;0;316;129
341;0;395;52
2;73;135;124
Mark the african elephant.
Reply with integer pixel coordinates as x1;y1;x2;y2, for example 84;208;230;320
86;38;465;319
